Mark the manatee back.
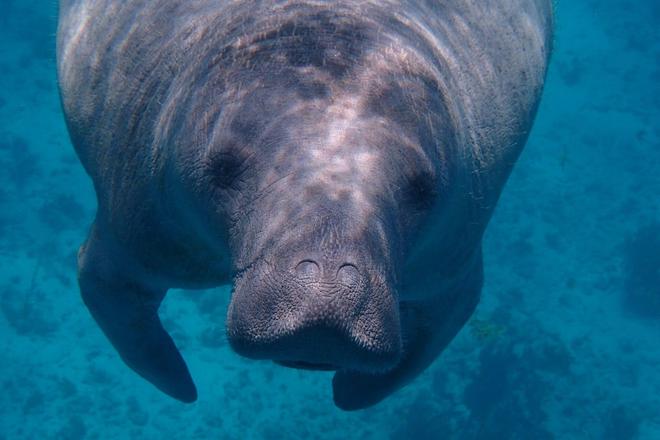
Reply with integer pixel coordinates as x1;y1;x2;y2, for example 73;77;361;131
413;0;553;187
57;0;551;198
57;1;180;181
402;0;553;269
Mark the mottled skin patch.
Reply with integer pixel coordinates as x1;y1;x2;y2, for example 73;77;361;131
58;0;553;409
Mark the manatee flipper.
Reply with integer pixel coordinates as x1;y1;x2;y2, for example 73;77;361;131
77;223;197;403
333;254;483;410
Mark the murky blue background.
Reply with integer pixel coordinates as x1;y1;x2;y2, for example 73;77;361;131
1;1;658;438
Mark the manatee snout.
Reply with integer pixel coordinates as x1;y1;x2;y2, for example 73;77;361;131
226;238;402;373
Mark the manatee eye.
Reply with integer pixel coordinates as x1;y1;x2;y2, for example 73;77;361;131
205;143;251;189
405;172;438;210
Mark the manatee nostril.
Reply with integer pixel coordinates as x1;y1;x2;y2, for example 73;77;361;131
337;263;360;285
295;260;320;278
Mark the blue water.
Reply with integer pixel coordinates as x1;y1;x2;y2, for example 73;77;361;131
1;1;658;439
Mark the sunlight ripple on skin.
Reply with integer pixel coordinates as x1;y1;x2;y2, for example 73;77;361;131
310;95;378;210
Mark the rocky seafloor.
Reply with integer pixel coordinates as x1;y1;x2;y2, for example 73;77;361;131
1;1;658;438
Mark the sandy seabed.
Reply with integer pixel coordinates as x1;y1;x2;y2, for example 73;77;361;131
0;1;658;439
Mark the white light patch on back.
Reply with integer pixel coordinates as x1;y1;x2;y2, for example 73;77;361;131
306;94;381;215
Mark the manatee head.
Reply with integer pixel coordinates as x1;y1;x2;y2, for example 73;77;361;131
169;10;459;376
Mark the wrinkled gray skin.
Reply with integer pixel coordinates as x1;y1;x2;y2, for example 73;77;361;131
57;0;552;410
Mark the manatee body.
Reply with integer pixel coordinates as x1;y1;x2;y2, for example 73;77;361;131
57;0;552;410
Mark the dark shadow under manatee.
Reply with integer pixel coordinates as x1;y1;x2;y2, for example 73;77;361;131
461;339;557;440
622;221;660;319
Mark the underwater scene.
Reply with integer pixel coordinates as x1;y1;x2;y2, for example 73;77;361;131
1;0;659;439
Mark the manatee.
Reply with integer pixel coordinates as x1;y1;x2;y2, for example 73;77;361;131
57;0;553;410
